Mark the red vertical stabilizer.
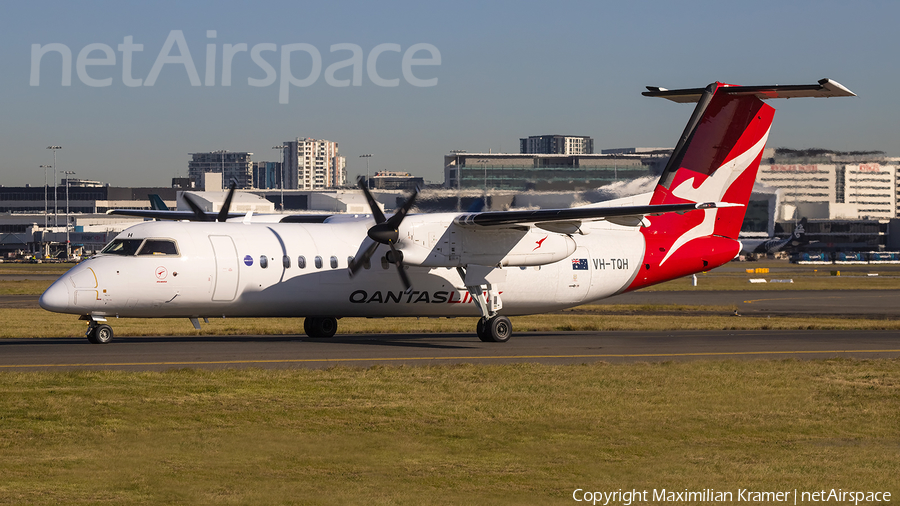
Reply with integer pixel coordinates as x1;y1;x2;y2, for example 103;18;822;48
628;82;774;290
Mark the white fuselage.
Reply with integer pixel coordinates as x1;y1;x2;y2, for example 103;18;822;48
41;215;648;319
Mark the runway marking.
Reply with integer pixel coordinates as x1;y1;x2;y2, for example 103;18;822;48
742;293;896;304
3;349;900;369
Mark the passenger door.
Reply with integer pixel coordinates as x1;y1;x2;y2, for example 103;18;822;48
209;235;239;301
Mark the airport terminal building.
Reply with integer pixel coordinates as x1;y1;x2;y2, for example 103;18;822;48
442;151;669;191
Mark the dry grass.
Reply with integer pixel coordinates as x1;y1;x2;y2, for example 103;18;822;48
0;360;897;504
0;279;51;296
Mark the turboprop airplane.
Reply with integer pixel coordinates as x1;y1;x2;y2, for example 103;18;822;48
740;218;811;256
39;78;855;344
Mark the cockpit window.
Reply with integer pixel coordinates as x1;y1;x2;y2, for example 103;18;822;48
100;239;144;256
101;238;179;256
137;239;179;256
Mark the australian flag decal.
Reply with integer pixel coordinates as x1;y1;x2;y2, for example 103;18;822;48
572;258;588;270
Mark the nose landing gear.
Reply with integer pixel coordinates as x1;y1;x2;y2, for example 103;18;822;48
86;322;114;344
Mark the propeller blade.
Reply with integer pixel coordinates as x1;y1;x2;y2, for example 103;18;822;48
348;238;379;277
182;193;211;221
385;185;419;228
217;180;237;222
388;243;412;293
355;178;419;292
357;175;386;224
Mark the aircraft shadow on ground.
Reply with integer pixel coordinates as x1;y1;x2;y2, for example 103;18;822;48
3;333;481;350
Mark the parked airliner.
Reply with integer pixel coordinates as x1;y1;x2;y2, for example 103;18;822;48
741;218;811;256
40;79;854;343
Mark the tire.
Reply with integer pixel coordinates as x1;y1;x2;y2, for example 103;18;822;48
476;318;492;342
316;317;338;338
304;317;338;338
88;324;113;344
485;316;512;343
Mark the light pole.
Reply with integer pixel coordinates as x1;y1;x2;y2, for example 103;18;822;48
359;154;372;189
272;145;285;211
39;165;51;229
450;150;466;212
47;146;62;228
64;171;75;259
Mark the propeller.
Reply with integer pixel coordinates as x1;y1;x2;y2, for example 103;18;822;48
182;180;237;222
348;176;419;292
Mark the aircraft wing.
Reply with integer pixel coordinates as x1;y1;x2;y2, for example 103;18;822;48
453;201;740;230
106;209;246;221
106;209;332;223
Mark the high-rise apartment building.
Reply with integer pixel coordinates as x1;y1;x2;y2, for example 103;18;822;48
282;138;346;189
188;151;253;189
520;135;594;155
252;161;283;189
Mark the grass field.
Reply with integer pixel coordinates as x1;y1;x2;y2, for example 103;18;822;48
1;360;898;505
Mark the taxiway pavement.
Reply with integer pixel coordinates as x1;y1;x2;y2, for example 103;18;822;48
1;330;898;371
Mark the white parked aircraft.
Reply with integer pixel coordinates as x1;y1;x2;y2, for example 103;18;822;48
40;79;854;343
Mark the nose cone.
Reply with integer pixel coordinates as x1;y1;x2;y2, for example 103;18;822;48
39;279;70;312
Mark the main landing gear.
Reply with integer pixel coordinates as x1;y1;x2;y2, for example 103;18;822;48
304;317;338;338
476;315;512;343
456;266;512;343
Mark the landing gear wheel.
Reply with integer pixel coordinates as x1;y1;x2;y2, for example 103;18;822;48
304;317;338;338
87;324;113;344
476;318;491;342
478;316;512;343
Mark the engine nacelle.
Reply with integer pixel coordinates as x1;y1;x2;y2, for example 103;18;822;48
398;219;576;268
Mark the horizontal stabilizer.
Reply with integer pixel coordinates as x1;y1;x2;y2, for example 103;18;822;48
643;78;855;103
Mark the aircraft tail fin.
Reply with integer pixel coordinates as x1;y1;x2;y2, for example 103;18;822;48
149;194;169;211
645;82;776;240
790;217;810;246
627;79;853;290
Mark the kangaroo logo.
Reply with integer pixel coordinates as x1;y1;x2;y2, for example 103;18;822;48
660;128;770;265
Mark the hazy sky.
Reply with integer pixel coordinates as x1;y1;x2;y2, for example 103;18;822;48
1;0;897;188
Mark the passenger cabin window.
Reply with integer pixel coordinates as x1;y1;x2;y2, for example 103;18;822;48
260;255;269;269
314;256;323;269
283;255;291;268
298;256;306;269
137;239;179;256
330;256;338;269
101;239;144;256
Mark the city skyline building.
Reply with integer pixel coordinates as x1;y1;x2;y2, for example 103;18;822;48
520;135;594;155
282;138;346;190
188;151;254;190
252;161;283;190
